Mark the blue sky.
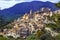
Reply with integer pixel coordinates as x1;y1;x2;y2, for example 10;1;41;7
0;0;60;10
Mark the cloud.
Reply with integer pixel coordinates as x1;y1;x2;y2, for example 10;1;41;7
4;0;12;1
0;0;24;1
0;1;25;10
0;0;11;1
40;0;60;3
15;0;24;1
0;0;60;10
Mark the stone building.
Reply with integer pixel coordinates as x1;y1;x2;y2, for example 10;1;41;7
3;8;55;38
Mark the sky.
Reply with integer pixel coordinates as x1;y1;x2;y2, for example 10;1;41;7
0;0;60;10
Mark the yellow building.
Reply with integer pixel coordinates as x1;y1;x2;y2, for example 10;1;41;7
23;13;29;20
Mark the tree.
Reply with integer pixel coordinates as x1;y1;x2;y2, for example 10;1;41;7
46;13;60;32
36;30;44;38
16;37;24;40
0;14;4;28
0;35;8;40
4;25;13;29
8;36;15;40
55;34;60;40
55;1;60;8
0;14;5;32
26;34;40;40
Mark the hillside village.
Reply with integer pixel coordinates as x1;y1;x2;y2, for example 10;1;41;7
0;8;60;39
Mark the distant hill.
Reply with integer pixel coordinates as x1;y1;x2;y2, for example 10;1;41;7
0;1;59;22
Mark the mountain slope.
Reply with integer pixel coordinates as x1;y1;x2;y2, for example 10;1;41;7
0;1;59;21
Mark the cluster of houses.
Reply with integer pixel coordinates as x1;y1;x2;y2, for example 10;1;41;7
0;8;60;38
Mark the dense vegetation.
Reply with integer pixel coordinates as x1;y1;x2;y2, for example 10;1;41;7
55;1;60;8
0;14;13;32
46;13;60;33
